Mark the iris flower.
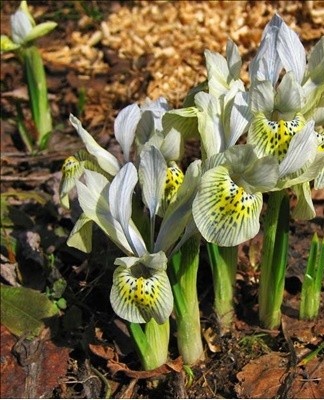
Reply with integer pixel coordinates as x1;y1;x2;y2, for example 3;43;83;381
1;1;56;51
60;107;200;324
248;14;324;218
163;40;250;159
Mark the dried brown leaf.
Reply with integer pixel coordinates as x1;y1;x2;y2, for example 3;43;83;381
107;356;183;379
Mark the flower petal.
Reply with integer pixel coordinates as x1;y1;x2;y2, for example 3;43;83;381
69;114;120;176
277;18;306;84
138;145;167;218
67;214;93;253
59;155;84;208
164;162;184;204
162;107;199;140
154;160;201;253
249;81;275;115
11;10;32;44
226;39;242;80
204;49;230;97
248;112;306;161
278;121;318;177
193;166;262;246
275;72;305;114
0;34;21;51
110;266;173;324
291;183;316;220
249;14;283;85
195;91;224;156
114;103;141;162
75;170;134;255
228;91;251;148
109;163;146;256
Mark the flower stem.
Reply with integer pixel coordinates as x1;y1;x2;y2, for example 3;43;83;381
169;233;204;365
258;190;289;329
23;46;52;150
128;319;169;371
207;243;238;332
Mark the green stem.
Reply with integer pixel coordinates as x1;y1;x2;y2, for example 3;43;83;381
207;243;238;332
128;319;169;370
169;234;204;365
23;46;52;150
300;233;324;320
258;190;289;329
16;102;34;153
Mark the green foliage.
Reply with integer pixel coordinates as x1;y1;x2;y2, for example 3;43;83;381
0;284;60;338
300;233;324;320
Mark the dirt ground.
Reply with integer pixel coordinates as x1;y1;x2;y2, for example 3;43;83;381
1;1;324;398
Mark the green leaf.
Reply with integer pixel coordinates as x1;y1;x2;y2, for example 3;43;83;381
24;21;57;43
1;284;59;338
162;108;199;140
0;34;20;52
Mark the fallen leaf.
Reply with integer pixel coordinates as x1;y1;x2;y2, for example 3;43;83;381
235;352;288;398
107;356;183;379
236;352;324;399
89;343;116;360
0;325;70;398
290;359;324;398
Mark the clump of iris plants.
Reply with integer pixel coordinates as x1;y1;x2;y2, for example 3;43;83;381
60;14;324;371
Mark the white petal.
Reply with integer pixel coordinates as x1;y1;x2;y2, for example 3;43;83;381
205;49;230;97
193;166;262;246
110;267;173;324
249;14;283;85
154;160;201;253
69;114;120;176
275;72;305;113
138;145;167;218
160;128;183;161
195;92;224;156
162;107;200;140
109;163;146;256
291;183;315;220
11;10;32;44
114;103;141;162
277;19;306;84
226;39;242;80
279;121;318;177
249;81;274;115
228;91;251;147
75;175;133;255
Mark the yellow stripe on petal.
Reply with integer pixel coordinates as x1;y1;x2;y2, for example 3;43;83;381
316;130;324;152
249;112;306;161
164;162;184;203
60;156;84;208
193;165;262;246
62;156;82;179
110;266;173;324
